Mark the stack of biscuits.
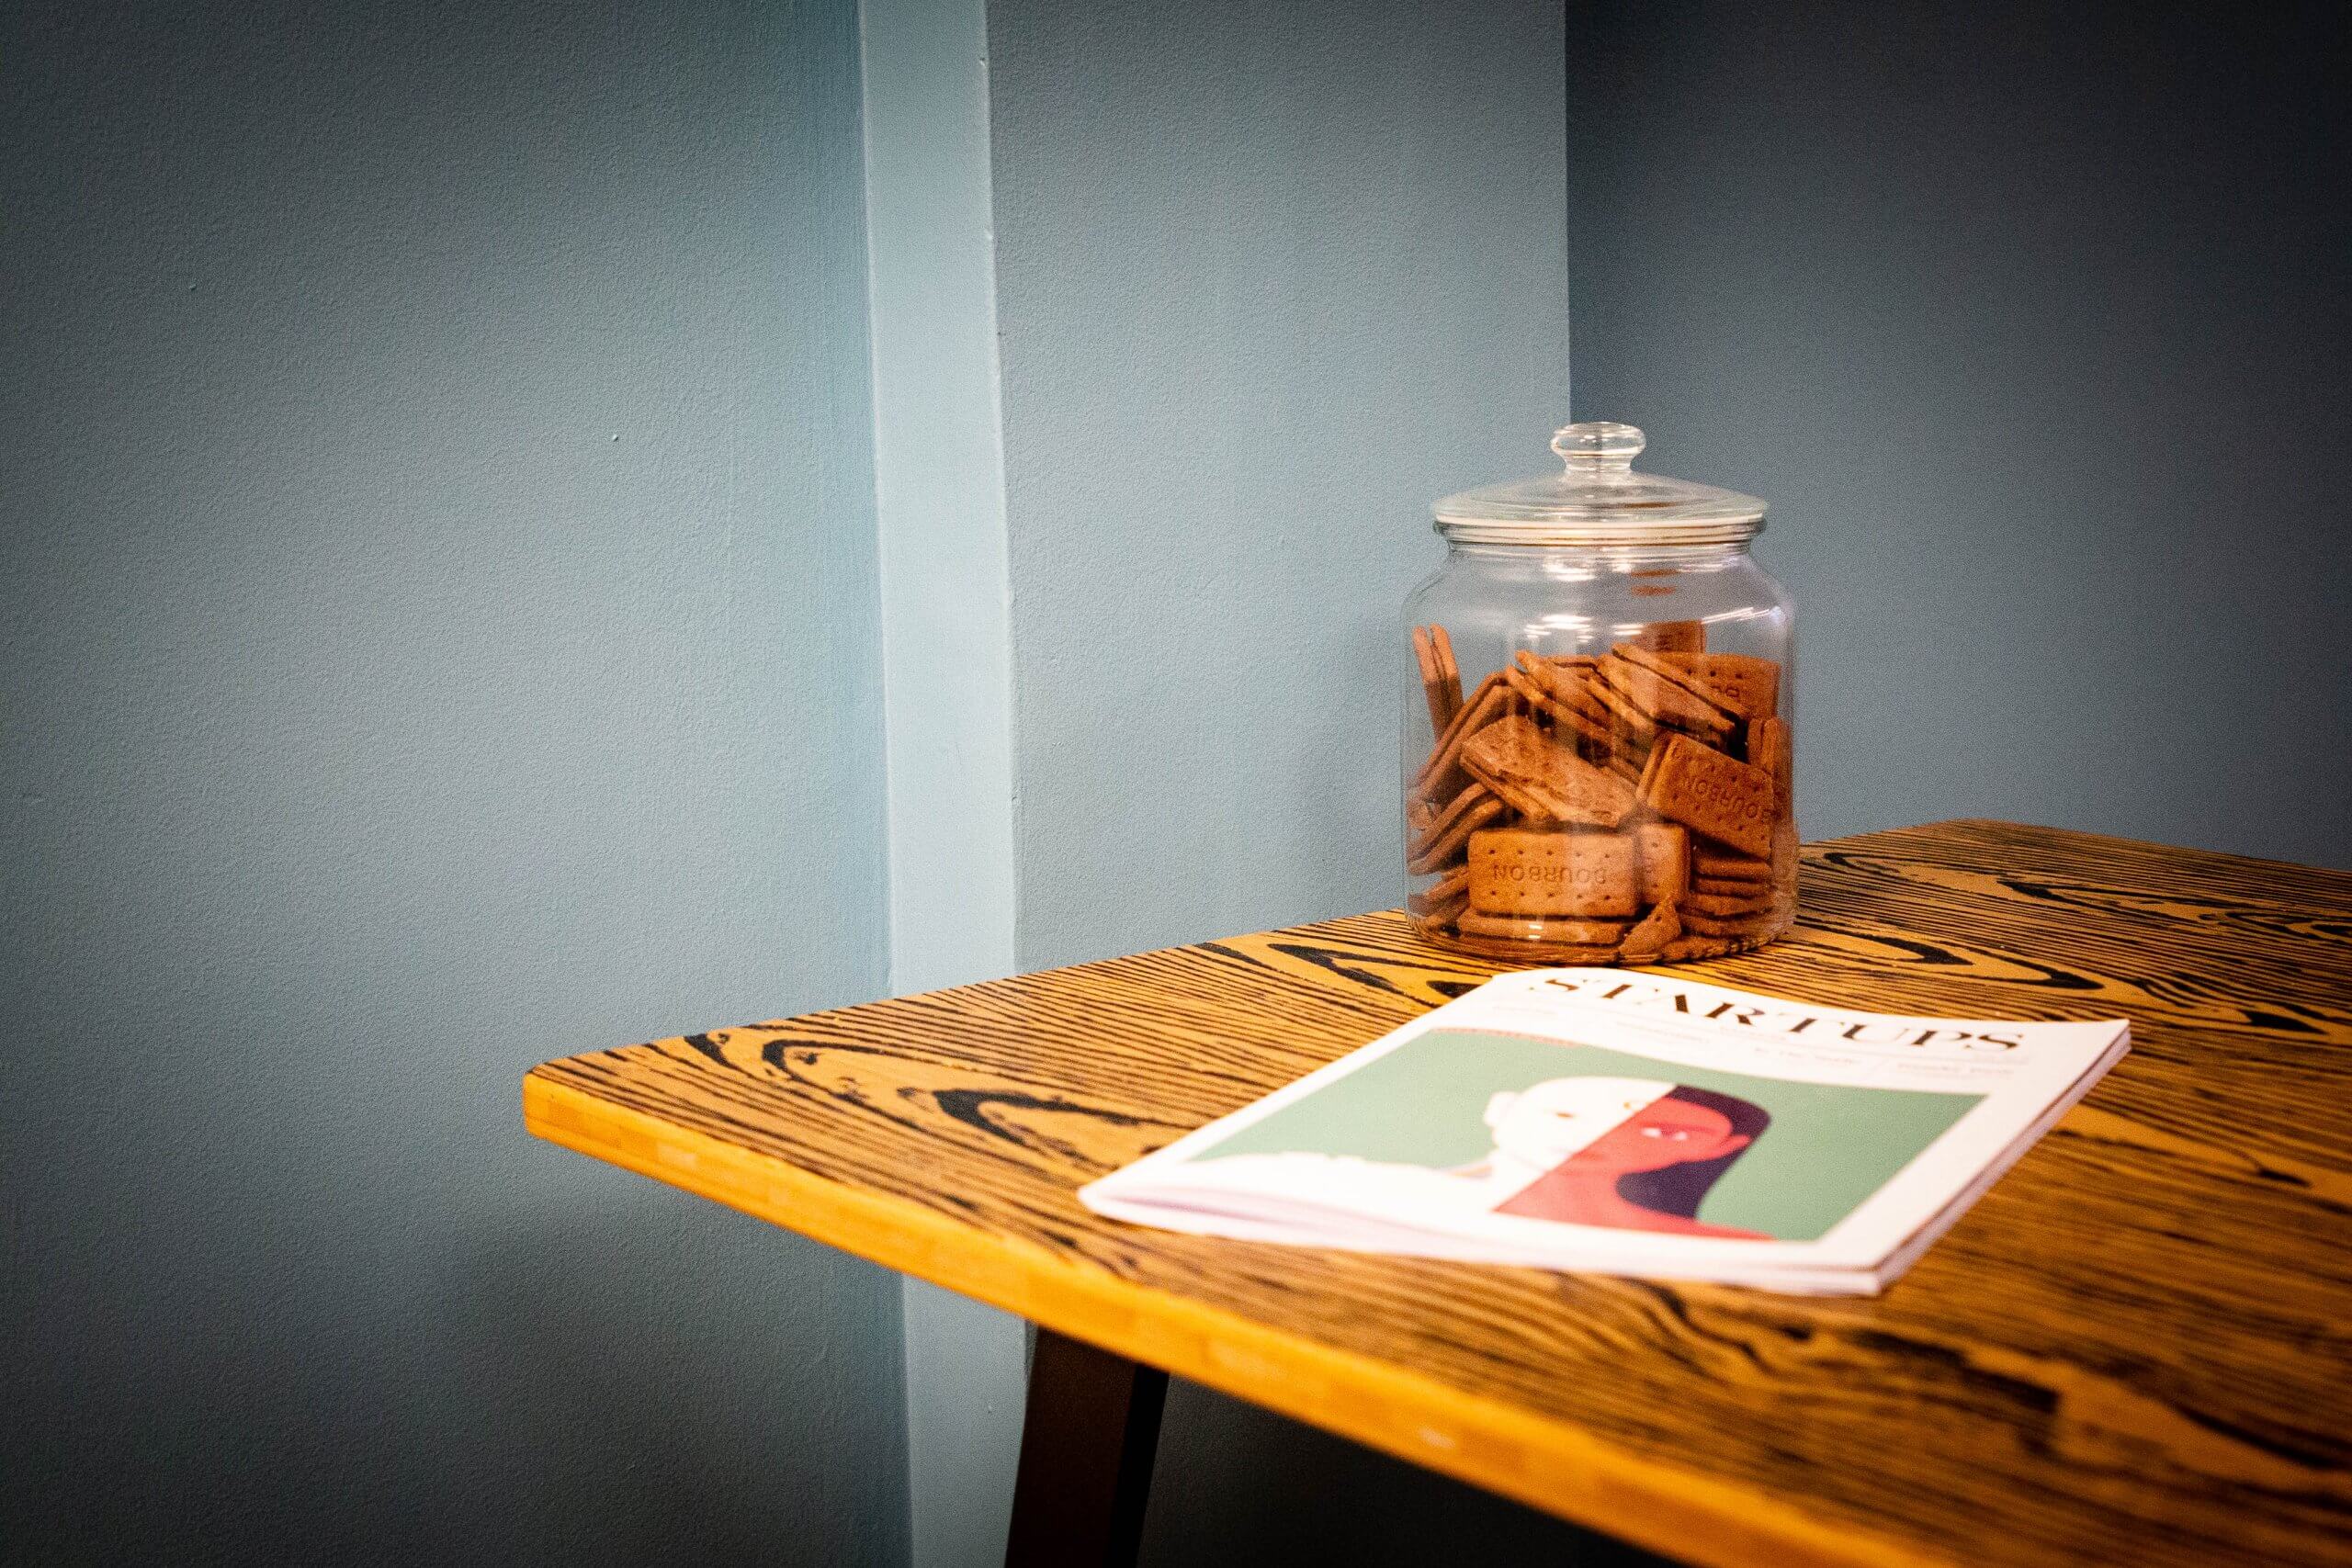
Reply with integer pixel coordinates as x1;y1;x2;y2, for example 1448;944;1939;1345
1406;621;1794;964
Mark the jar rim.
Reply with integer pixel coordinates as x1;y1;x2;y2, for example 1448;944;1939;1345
1433;514;1765;547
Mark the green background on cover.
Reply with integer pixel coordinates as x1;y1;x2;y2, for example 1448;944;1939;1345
1194;1029;1984;1241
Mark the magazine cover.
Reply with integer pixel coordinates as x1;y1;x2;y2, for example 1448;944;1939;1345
1080;969;2128;1293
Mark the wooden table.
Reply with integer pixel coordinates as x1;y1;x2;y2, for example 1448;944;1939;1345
523;821;2352;1567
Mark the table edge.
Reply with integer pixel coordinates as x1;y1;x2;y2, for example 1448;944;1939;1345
523;1069;1948;1568
1828;816;2352;883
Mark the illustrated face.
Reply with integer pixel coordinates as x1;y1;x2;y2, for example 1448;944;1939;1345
1483;1077;1674;1168
1576;1097;1750;1175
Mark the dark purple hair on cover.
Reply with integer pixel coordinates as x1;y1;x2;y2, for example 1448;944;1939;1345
1611;1085;1771;1220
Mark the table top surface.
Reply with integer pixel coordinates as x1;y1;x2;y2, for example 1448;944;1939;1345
523;820;2352;1568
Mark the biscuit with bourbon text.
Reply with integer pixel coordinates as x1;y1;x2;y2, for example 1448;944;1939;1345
1466;828;1638;918
1459;716;1636;828
1639;733;1779;859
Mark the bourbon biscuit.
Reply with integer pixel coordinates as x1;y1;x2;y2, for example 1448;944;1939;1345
1459;716;1637;828
1657;652;1781;721
1693;844;1772;882
1406;792;1507;876
1634;821;1690;906
1410;905;1465;937
1631;620;1705;654
1412;626;1459;735
1633;736;1669;802
1750;715;1792;807
1693;874;1769;897
1565;691;1629;760
1510;655;1613;750
1413;864;1469;905
1466;827;1639;918
1660;933;1739;962
1600;651;1736;739
1408;865;1471;926
1639;734;1779;860
1616;898;1682;960
1684;887;1776;918
1612;642;1744;722
1586;674;1660;742
1510;649;1560;693
1618;644;1743;717
1457;911;1630;945
1408;889;1468;924
1516;650;1600;710
1679;908;1778;938
1408;782;1495;863
1414;671;1510;800
1430;623;1461;694
1553;700;1618;756
1473;771;1554;822
1498;661;1558;719
1772;813;1801;898
1555;672;1614;727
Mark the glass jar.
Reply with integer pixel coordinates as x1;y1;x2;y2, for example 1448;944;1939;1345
1401;423;1795;964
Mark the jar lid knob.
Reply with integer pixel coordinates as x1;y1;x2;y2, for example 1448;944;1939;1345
1552;421;1645;472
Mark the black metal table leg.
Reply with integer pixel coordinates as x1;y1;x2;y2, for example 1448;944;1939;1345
1001;1327;1170;1568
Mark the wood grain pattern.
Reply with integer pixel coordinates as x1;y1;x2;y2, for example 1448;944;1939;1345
524;821;2352;1568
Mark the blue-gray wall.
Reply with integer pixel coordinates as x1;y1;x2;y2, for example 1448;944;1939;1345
990;0;1577;966
1566;0;2352;871
982;3;1637;1562
1;3;906;1562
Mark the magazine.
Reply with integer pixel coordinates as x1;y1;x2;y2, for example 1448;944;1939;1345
1080;968;2129;1295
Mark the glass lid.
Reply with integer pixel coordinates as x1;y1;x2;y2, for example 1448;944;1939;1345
1432;422;1767;546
